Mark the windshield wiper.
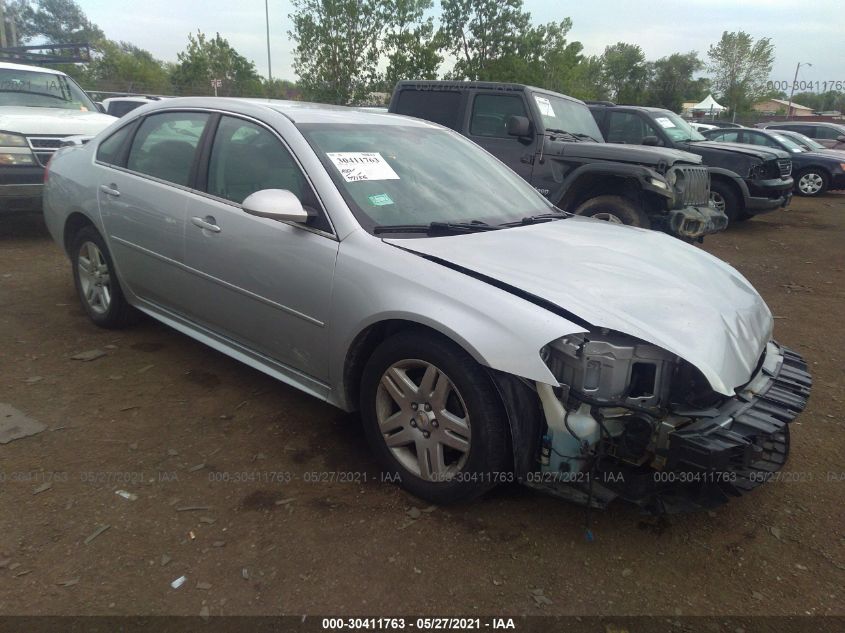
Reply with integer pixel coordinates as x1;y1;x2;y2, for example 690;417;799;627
544;128;599;142
374;221;504;236
499;211;571;227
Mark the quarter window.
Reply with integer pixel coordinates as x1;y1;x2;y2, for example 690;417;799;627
126;112;209;187
470;95;528;138
715;131;740;142
96;124;135;166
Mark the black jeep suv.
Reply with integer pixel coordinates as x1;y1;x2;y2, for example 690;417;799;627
588;104;794;222
388;81;726;240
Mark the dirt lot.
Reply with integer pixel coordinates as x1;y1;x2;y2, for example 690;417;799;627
0;195;843;621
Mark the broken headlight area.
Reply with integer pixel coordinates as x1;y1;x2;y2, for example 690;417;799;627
531;333;811;513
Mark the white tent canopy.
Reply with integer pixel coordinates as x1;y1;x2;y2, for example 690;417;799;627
692;94;726;113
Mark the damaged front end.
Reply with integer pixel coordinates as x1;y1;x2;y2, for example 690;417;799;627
522;333;811;513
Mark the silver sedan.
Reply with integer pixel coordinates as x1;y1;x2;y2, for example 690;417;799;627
43;98;811;512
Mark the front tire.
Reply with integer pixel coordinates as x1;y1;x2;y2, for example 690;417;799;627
795;168;829;197
71;226;137;329
573;195;650;229
360;331;511;504
709;180;742;223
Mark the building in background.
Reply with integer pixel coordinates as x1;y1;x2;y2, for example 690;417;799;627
753;98;814;117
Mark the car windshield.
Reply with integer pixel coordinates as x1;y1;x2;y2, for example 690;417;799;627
0;68;97;111
530;92;603;141
771;133;806;153
299;123;555;233
785;132;824;151
653;111;705;142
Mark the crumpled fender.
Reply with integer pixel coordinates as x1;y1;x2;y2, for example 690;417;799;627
553;161;673;210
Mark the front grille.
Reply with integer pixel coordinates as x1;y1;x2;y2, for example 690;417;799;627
25;136;69;167
677;166;710;206
775;158;792;177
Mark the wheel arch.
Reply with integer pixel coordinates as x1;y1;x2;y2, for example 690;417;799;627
63;211;99;256
709;173;746;211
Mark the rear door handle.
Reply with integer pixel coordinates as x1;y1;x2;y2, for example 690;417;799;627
99;184;120;197
191;216;221;233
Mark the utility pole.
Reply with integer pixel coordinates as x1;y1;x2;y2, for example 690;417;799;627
0;0;8;49
786;62;812;119
265;0;273;84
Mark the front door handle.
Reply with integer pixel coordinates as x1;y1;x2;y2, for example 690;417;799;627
191;216;221;233
99;184;120;197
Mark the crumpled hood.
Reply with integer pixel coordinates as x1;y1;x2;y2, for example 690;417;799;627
388;217;773;395
0;107;116;136
692;140;790;161
554;140;702;167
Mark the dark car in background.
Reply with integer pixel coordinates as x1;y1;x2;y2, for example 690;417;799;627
758;121;845;150
702;127;845;197
589;103;793;223
389;81;725;240
777;129;845;158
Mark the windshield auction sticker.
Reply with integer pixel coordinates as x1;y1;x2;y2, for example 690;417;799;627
534;95;554;116
655;117;676;128
327;152;400;182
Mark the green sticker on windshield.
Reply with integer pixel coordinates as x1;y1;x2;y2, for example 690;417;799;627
368;193;394;206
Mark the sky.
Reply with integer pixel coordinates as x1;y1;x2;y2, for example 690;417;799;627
78;0;843;91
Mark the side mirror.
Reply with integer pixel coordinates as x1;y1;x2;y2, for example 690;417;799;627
837;135;845;143
642;135;661;146
242;189;309;223
506;115;532;138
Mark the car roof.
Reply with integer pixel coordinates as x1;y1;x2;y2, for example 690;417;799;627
0;61;68;76
766;121;843;128
393;80;587;106
140;96;439;127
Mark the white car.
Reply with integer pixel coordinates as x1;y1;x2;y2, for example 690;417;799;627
0;61;115;214
688;121;718;132
101;95;168;118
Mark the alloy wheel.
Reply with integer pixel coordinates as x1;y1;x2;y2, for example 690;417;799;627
375;359;472;481
592;212;624;224
77;241;112;315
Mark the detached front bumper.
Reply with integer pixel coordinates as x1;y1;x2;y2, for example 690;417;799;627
665;343;811;500
667;203;728;239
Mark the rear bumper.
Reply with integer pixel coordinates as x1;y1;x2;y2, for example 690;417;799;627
667;204;728;239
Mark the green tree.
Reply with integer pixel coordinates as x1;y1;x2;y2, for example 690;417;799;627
288;0;382;104
381;0;441;90
565;55;610;101
707;31;775;115
438;0;531;80
482;18;583;90
600;42;648;104
87;41;172;94
645;51;707;111
171;31;261;97
16;0;104;45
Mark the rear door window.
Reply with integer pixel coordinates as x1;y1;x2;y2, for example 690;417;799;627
815;125;845;140
126;112;210;187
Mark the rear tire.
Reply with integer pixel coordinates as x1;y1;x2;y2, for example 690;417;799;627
359;331;511;504
71;226;137;329
709;180;742;223
573;195;650;228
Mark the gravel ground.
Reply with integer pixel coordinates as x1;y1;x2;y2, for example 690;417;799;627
0;195;843;621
